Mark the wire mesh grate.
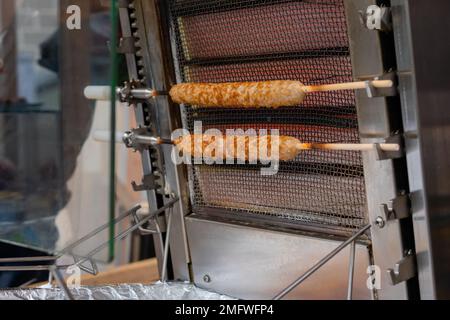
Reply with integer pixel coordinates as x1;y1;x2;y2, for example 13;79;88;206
169;0;368;233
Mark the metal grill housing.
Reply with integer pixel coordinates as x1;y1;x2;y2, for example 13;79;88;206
169;0;368;234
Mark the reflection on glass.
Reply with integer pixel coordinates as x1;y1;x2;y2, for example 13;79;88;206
0;1;116;258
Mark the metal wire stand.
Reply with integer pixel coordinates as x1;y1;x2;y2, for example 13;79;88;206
273;224;371;300
0;197;179;300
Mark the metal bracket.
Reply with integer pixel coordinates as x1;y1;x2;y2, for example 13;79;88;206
375;133;404;160
132;173;159;192
358;71;397;98
123;127;167;192
388;250;417;285
380;193;411;222
359;5;392;32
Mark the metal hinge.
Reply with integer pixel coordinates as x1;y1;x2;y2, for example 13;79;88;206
359;5;392;32
388;250;417;285
376;193;411;228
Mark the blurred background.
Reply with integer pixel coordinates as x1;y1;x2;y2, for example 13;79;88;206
0;0;155;288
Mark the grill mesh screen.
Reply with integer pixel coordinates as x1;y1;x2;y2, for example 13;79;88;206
169;0;367;233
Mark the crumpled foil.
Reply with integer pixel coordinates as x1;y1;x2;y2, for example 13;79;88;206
0;282;235;300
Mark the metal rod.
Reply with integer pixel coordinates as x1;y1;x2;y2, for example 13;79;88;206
134;134;160;146
0;256;58;263
0;201;175;274
50;266;75;301
0;265;54;271
47;271;53;286
273;224;371;300
19;278;37;288
75;197;179;267
0;206;141;267
125;88;155;100
59;204;141;255
161;207;173;282
0;203;158;273
347;241;356;300
0;264;72;272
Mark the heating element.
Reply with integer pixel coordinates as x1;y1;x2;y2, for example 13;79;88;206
169;0;367;235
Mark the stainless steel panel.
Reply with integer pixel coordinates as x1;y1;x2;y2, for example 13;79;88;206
186;217;372;300
136;0;192;281
392;0;450;299
344;0;410;299
118;1;165;274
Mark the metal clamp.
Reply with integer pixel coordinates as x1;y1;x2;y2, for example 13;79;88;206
388;250;417;285
359;72;397;98
132;173;160;192
359;5;392;32
117;80;151;104
123;127;173;150
375;133;404;160
116;80;167;105
123;127;156;151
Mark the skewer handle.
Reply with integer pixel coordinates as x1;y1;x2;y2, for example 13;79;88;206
84;86;112;101
302;80;393;93
298;143;400;152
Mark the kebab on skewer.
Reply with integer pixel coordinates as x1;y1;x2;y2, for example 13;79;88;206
172;134;399;162
85;79;394;108
169;79;393;108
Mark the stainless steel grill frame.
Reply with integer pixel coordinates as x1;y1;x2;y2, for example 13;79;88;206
122;0;450;300
169;0;369;235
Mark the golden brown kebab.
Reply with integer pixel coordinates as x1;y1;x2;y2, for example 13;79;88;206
173;134;400;162
85;79;393;108
169;79;394;108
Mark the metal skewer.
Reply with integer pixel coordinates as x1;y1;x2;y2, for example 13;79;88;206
297;142;400;152
84;86;158;101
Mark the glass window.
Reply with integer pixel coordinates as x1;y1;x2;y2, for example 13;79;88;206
0;0;119;261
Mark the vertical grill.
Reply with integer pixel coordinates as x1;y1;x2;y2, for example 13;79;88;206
169;0;368;234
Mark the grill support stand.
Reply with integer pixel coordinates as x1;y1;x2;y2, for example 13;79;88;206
0;198;179;300
273;224;371;300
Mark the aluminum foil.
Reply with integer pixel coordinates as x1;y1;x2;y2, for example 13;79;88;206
0;282;235;300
